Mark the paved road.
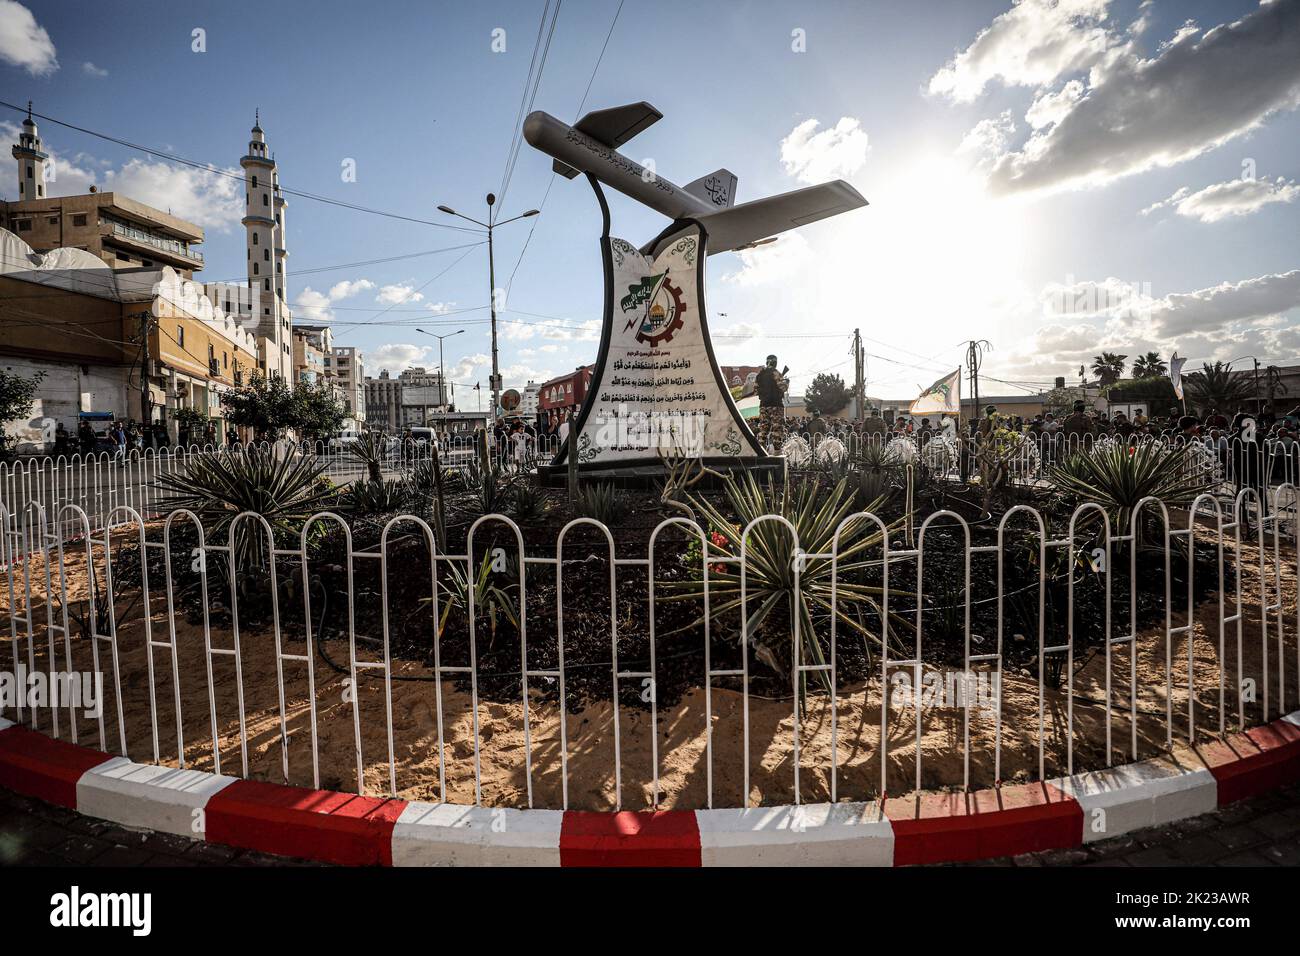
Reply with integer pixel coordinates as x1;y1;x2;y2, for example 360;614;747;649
1;780;1296;867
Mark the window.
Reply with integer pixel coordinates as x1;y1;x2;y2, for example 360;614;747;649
223;352;228;368
263;249;269;261
251;175;258;188
47;216;58;226
37;185;42;197
252;232;258;245
15;219;31;232
177;326;184;347
253;263;259;275
25;164;32;178
263;194;269;206
263;279;270;291
71;214;87;227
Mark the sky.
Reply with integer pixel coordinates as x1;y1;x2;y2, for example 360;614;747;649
2;0;1299;407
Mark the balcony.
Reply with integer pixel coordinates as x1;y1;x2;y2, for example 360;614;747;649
107;220;204;265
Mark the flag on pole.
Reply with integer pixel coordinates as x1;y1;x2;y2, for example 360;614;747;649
1169;352;1187;401
910;368;962;416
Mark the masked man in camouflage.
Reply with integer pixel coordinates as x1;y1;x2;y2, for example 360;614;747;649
755;354;788;450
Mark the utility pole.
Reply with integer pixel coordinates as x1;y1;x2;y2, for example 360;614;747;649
130;310;153;427
437;196;539;423
1253;358;1261;415
853;328;865;422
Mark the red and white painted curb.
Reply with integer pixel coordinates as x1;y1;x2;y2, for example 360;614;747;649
2;712;1298;866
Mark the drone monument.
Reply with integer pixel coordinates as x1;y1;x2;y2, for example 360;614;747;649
523;102;867;477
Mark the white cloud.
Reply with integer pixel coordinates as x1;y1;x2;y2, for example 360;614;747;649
500;316;599;342
779;118;870;184
957;110;1016;160
1148;269;1300;338
927;0;1113;103
724;232;812;288
104;159;245;231
0;0;57;75
985;1;1300;195
81;61;108;78
294;277;374;322
1024;79;1084;129
426;301;455;314
1018;269;1300;375
376;283;424;305
715;322;762;342
327;279;375;300
1141;176;1300;223
365;343;432;376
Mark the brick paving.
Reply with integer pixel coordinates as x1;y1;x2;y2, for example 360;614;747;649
0;781;1296;867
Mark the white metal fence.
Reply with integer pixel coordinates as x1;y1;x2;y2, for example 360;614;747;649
3;431;1293;542
1;482;1296;810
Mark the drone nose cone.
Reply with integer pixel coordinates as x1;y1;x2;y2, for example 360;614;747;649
523;111;553;147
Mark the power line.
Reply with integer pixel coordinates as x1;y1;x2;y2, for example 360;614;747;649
497;0;563;212
502;0;625;299
0;99;483;233
328;244;481;335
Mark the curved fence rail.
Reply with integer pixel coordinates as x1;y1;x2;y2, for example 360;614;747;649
1;483;1296;811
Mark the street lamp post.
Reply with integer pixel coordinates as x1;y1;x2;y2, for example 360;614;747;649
416;327;465;420
437;195;538;421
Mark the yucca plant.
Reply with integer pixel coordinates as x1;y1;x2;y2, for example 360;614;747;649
466;456;514;516
572;481;626;524
420;552;520;648
512;478;549;521
1050;440;1215;536
849;440;906;505
343;477;414;517
155;446;335;572
662;471;907;701
349;430;388;482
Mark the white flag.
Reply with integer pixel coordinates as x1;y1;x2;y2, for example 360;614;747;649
910;368;962;416
1169;352;1187;401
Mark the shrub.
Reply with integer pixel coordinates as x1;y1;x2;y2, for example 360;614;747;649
155;446;334;570
343;477;414;517
1049;439;1215;534
572;481;626;524
662;472;904;699
349;431;388;482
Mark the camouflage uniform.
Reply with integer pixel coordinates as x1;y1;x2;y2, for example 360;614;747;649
759;405;786;449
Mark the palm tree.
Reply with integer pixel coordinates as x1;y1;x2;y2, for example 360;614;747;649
1090;352;1127;386
1131;351;1167;378
1183;361;1253;415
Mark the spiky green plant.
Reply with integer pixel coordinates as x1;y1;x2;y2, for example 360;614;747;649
572;481;626;524
512;478;548;521
662;471;906;699
155;446;335;571
1050;440;1215;534
343;477;414;517
849;440;906;505
349;430;388;482
465;456;514;516
420;552;520;648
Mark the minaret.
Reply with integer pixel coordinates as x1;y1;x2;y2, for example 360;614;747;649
12;102;48;201
272;162;291;359
239;112;290;379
